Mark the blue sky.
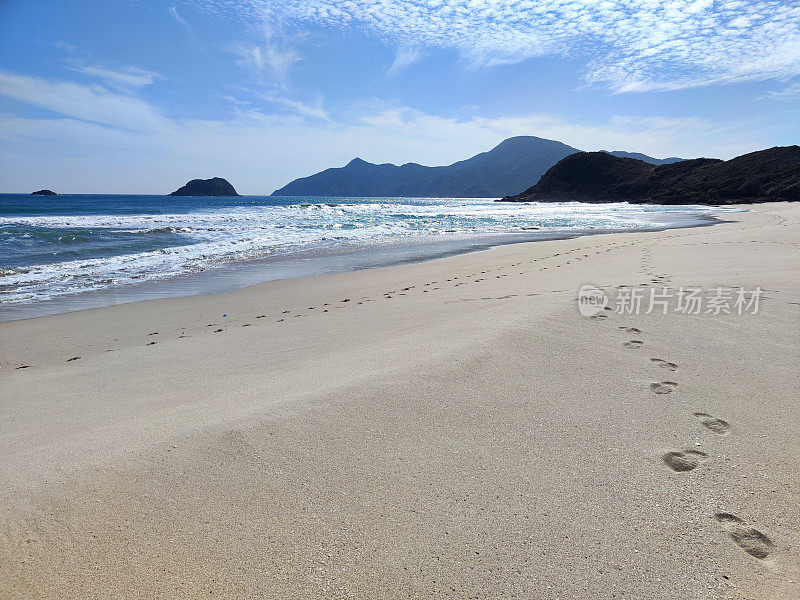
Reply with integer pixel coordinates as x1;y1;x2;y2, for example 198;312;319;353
0;0;798;193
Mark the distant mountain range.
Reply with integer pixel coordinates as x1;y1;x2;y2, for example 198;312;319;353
500;146;800;205
271;136;685;198
603;151;685;165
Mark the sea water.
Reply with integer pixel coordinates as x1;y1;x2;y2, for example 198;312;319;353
0;194;734;320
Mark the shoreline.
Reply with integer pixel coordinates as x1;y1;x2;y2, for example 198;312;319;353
0;208;728;323
1;202;797;599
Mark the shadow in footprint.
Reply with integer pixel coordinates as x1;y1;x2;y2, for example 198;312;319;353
651;381;677;394
624;340;644;349
693;412;731;435
714;513;774;559
663;449;708;472
650;358;678;371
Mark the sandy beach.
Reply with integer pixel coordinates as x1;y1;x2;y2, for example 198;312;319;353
1;202;798;599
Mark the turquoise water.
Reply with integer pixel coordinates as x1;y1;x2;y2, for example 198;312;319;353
0;194;729;310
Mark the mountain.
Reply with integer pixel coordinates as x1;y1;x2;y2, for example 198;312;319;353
169;177;239;196
603;151;685;165
271;136;580;198
31;189;57;195
500;146;800;205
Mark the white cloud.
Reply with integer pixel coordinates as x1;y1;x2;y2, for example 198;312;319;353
202;0;800;92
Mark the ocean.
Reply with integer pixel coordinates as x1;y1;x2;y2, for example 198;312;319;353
0;194;732;320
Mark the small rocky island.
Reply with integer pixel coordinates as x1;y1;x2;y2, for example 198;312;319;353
31;189;57;195
169;177;239;196
499;146;800;205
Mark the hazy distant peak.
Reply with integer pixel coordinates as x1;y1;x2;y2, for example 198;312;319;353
272;135;580;197
602;150;687;165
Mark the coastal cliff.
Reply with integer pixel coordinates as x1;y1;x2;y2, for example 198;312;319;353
500;146;800;204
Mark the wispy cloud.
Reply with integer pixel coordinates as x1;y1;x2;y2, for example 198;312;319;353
0;70;169;132
54;40;77;53
231;26;303;84
170;5;190;28
72;64;160;89
203;0;800;92
228;87;328;119
757;81;800;101
386;47;423;77
260;92;327;120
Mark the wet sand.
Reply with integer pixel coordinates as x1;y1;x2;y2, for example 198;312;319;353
1;202;798;599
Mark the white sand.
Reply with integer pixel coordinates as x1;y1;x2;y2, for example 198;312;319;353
1;202;798;599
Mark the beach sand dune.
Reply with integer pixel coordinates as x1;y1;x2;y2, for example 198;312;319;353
1;203;798;599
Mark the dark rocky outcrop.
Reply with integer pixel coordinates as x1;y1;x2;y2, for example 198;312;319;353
31;189;57;195
499;146;800;205
271;136;580;198
169;177;239;196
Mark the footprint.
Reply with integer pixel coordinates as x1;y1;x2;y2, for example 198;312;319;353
693;412;731;435
650;381;677;394
663;449;708;472
650;358;678;371
618;326;642;333
714;513;774;559
624;340;644;349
